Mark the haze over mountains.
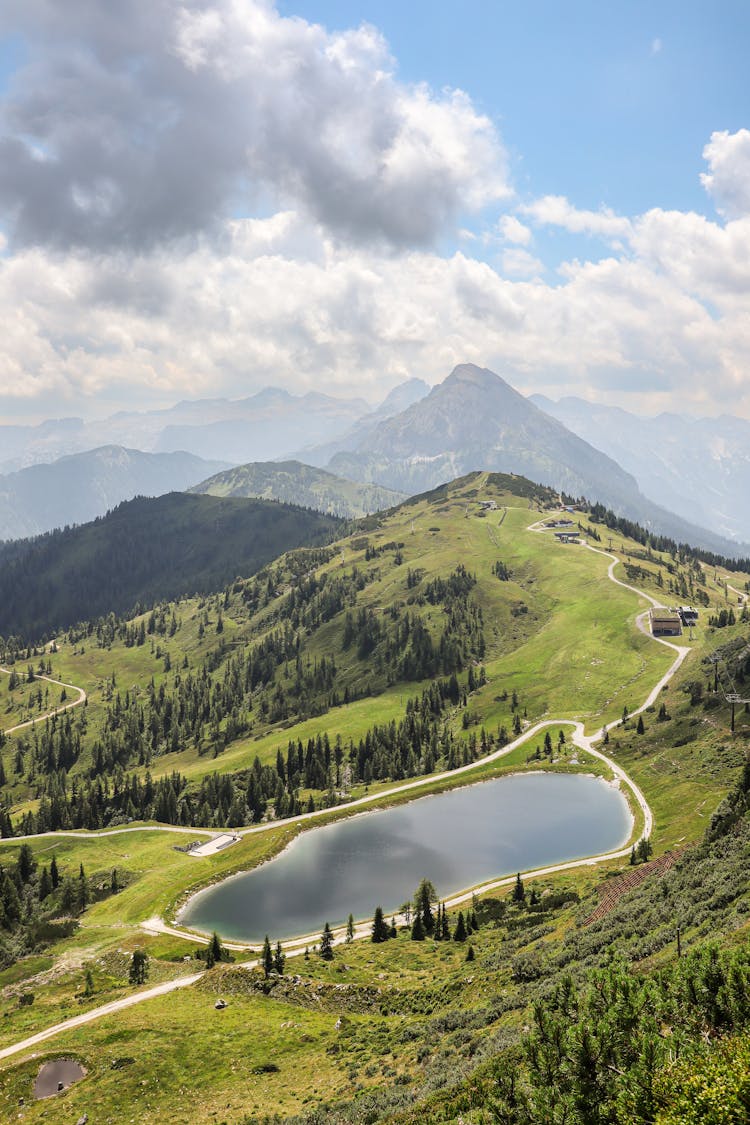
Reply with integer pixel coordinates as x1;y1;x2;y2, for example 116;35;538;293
531;395;750;545
326;364;750;554
2;364;749;554
0;387;371;473
0;447;229;542
190;460;405;519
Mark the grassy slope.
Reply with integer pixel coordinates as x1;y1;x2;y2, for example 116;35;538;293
1;473;750;1121
191;459;406;518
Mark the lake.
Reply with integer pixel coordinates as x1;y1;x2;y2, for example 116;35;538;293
179;772;631;943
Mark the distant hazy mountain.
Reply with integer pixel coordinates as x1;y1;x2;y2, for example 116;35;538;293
154;388;371;463
0;493;342;639
531;395;750;544
191;460;405;518
0;387;372;472
328;363;750;555
0;446;229;541
294;377;431;466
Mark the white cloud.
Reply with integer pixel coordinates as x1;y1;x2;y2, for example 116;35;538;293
2;190;749;419
651;37;663;55
0;0;509;252
701;129;750;218
497;215;532;245
501;248;543;278
0;9;748;424
521;195;632;241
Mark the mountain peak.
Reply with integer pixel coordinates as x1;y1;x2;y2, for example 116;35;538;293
443;363;507;390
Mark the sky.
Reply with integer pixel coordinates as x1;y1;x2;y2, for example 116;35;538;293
0;0;748;424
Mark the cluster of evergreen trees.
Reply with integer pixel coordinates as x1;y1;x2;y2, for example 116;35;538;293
0;844;115;969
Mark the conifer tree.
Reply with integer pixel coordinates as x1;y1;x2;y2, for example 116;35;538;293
453;911;467;942
512;872;525;903
371;905;390;943
466;945;475;962
128;949;148;985
441;904;450;942
38;866;52;901
346;913;355;942
320;922;334;960
411;913;425;941
208;931;224;964
262;935;273;978
273;941;285;976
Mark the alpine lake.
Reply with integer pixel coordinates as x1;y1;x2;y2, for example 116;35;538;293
180;772;631;944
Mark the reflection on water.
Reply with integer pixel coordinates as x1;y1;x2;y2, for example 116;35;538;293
181;772;630;943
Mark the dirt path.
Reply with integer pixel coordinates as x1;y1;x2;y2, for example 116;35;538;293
0;513;694;1063
0;665;88;736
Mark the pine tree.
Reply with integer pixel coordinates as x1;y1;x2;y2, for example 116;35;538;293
262;935;273;978
453;911;467;942
128;949;148;985
441;904;450;942
273;941;285;976
414;878;437;934
512;872;525;903
110;868;120;894
371;905;390;943
346;913;355;943
411;913;425;941
38;866;52;901
466;945;475;962
320;922;334;960
637;714;645;734
209;932;224;964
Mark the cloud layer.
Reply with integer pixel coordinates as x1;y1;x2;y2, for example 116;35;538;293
0;2;748;421
0;0;508;252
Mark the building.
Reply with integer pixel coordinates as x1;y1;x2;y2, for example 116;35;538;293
478;500;497;511
678;606;699;626
554;532;579;543
649;609;683;636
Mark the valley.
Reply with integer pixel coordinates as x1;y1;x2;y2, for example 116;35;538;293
1;472;749;1122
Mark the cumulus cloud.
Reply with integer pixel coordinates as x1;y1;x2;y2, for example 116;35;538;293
501;248;543;278
701;129;750;218
2;192;749;419
0;6;749;423
0;0;509;252
497;215;532;245
521;195;632;241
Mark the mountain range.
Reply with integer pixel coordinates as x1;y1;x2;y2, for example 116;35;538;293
531;394;750;544
0;387;372;473
324;364;750;555
0;446;229;542
3;365;750;555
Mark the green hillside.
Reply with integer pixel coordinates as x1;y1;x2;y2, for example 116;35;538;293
0;492;342;640
1;471;750;1123
190;458;406;518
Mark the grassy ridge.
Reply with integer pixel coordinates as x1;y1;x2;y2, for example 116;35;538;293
1;472;750;1121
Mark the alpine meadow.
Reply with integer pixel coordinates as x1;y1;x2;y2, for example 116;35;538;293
1;2;750;1122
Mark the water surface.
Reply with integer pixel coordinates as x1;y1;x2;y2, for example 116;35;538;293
181;772;630;943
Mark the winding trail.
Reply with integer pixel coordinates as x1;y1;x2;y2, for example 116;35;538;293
0;665;87;736
0;516;693;1064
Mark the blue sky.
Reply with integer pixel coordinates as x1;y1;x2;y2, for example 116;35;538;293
280;0;749;222
0;0;748;422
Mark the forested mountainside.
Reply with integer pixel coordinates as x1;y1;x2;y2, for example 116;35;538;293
0;445;229;541
0;492;342;640
1;470;750;1124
